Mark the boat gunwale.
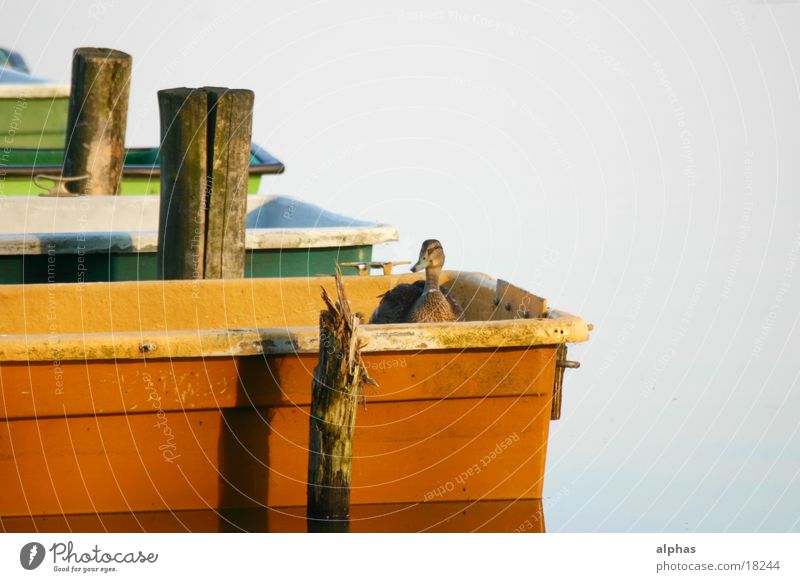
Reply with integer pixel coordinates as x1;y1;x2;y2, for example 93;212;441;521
0;163;284;178
0;194;400;252
0;309;588;362
0;144;284;178
0;224;399;254
0;83;70;99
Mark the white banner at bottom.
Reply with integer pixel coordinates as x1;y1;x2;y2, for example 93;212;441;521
0;533;797;581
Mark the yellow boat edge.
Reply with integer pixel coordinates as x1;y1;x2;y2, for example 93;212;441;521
0;270;591;362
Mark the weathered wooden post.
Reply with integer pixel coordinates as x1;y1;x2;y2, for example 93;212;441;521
307;270;374;532
62;47;131;195
203;87;253;279
156;87;253;279
157;88;208;279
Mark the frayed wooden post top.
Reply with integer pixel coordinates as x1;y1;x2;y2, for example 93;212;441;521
307;269;375;532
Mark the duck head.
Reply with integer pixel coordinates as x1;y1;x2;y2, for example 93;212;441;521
410;239;445;273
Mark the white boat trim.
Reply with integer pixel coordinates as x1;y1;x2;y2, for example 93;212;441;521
0;195;399;254
0;84;70;99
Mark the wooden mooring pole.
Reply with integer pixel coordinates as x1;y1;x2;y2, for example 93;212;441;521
156;87;253;280
204;87;253;279
307;270;374;532
62;47;131;196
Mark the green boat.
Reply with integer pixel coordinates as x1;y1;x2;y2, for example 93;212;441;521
0;74;69;149
1;56;282;193
0;195;398;283
0;144;284;196
1;51;69;148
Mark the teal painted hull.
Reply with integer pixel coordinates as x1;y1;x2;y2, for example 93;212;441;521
0;195;397;284
0;246;372;284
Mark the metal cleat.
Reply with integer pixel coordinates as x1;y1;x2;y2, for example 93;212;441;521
34;174;88;197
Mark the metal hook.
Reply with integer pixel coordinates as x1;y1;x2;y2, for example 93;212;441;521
551;344;581;421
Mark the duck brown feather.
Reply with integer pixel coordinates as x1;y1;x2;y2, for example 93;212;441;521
369;281;462;324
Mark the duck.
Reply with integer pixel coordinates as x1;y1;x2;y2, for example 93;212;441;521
369;239;463;324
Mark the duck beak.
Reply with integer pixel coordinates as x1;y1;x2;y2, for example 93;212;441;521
410;257;429;273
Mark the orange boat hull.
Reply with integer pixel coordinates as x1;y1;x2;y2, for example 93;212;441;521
1;348;555;531
0;273;590;532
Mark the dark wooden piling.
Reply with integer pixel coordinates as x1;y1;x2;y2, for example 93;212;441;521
157;88;208;280
203;88;254;279
62;47;131;195
156;87;254;280
307;270;374;532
